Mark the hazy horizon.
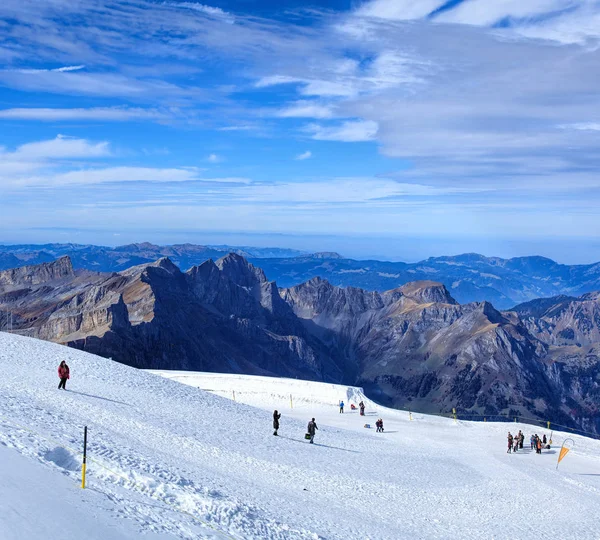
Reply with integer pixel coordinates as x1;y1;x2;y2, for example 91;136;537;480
2;230;600;265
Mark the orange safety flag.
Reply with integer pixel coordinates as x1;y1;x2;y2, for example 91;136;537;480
556;438;574;470
558;446;570;464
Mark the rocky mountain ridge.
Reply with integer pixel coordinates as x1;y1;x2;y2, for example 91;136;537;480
3;243;600;307
1;255;599;434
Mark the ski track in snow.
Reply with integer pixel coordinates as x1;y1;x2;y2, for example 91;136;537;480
1;332;600;539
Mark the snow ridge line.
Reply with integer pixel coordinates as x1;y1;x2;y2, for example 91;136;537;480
0;413;238;540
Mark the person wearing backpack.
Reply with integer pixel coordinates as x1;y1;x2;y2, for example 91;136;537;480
57;361;70;390
273;410;281;436
339;400;344;414
307;418;318;444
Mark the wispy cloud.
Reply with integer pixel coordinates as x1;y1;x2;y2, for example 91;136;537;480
295;151;312;160
306;121;379;142
277;101;334;119
207;153;223;163
0;107;171;122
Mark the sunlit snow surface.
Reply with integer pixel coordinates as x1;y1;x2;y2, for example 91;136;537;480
1;332;600;539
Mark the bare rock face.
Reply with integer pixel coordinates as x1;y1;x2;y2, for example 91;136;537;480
398;280;457;306
0;255;338;381
514;293;600;346
0;256;74;287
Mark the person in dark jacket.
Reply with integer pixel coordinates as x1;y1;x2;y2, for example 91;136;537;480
273;410;281;436
57;361;70;390
507;432;513;453
359;401;365;416
307;418;318;444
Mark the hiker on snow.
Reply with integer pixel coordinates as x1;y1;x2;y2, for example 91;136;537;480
518;430;524;449
339;400;344;414
359;401;365;416
307;418;318;444
273;410;281;436
58;361;70;390
376;418;384;433
507;432;513;453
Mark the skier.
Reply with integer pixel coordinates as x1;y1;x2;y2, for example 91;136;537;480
273;410;281;436
57;360;70;390
307;418;318;444
507;432;513;453
339;400;344;414
359;401;365;416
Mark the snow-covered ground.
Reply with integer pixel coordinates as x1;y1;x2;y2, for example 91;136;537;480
1;332;600;539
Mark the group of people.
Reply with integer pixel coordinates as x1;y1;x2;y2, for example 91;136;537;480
507;430;549;454
273;398;382;444
273;410;319;444
530;433;548;454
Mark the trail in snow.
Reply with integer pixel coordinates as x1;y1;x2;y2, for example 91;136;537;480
1;332;600;539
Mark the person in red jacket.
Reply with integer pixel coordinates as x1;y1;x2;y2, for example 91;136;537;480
58;361;70;390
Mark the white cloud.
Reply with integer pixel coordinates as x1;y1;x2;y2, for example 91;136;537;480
175;2;234;23
356;0;446;20
295;151;312;160
277;102;333;119
306;120;379;142
0;107;170;122
207;153;222;163
7;135;111;160
8;65;86;74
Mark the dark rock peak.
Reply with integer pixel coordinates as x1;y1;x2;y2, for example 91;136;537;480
478;300;508;325
216;253;268;287
511;294;580;318
149;257;180;274
399;281;457;305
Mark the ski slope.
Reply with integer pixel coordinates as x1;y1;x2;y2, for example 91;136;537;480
1;333;600;540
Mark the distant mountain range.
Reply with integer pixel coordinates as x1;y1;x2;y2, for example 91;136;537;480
1;254;599;434
1;243;600;309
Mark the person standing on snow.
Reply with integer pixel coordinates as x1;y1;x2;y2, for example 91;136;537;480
518;430;524;449
359;401;365;416
530;435;535;450
339;400;344;414
507;432;513;453
307;418;318;444
58;361;70;390
273;410;281;436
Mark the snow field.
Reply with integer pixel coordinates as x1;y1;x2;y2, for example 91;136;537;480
1;332;600;539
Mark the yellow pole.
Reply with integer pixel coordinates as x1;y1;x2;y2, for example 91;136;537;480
290;394;293;409
547;421;550;430
452;408;457;423
409;410;412;421
81;426;88;489
484;417;486;422
232;390;236;402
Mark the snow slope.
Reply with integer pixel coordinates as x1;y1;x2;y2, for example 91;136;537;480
1;332;600;539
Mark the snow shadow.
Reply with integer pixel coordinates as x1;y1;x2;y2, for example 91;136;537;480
67;389;131;406
44;446;80;472
278;436;360;453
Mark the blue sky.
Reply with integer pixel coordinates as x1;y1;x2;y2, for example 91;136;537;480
1;0;600;262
